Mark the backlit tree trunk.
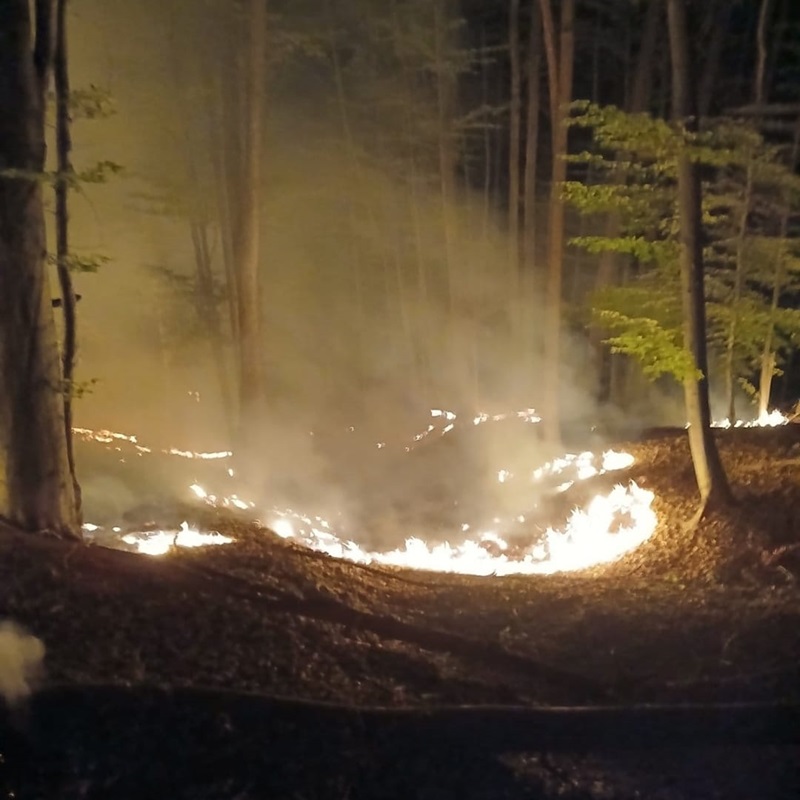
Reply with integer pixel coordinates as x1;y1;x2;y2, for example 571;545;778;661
234;0;268;452
723;0;772;422
539;0;574;445
508;0;522;291
594;0;661;405
54;0;81;515
667;0;732;512
759;117;800;418
0;0;80;536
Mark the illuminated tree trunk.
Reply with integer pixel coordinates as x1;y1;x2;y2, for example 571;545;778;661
520;3;541;399
667;0;732;512
234;0;268;451
696;0;733;119
594;0;661;405
0;0;80;537
539;0;574;444
759;118;800;418
724;0;772;422
522;3;541;270
433;0;463;396
54;0;81;515
508;0;521;292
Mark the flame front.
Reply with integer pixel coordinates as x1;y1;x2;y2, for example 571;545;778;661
77;414;659;575
120;521;233;556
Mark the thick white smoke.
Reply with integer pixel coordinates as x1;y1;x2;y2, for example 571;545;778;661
0;620;45;705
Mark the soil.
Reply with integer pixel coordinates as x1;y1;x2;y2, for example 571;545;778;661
1;425;800;798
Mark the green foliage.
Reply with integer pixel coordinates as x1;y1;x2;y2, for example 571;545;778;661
596;310;701;382
566;102;800;391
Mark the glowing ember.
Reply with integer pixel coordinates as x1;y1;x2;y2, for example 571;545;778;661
121;521;233;556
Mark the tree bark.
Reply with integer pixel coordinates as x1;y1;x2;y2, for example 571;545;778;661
667;0;732;511
54;0;81;518
234;0;268;454
539;0;574;445
520;2;541;400
696;0;733;119
723;0;772;422
594;0;662;405
759;115;800;417
0;0;80;536
508;0;522;292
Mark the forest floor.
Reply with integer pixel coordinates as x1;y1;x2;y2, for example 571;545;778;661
1;424;800;798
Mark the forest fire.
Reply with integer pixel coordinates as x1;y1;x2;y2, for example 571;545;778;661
79;412;661;576
84;404;793;574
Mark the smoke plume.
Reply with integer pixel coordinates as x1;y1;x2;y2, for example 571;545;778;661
0;621;45;706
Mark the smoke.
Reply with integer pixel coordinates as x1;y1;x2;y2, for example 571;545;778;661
64;0;669;547
0;621;45;706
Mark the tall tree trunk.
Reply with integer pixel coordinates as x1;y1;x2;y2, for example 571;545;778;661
723;0;772;422
0;0;80;536
594;0;662;405
667;0;732;513
508;0;522;291
522;3;541;270
521;2;541;401
433;0;462;396
696;0;733;119
189;220;234;435
759;116;800;418
54;0;81;517
234;0;268;452
539;0;574;445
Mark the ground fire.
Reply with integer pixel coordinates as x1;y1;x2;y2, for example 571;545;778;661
75;407;790;576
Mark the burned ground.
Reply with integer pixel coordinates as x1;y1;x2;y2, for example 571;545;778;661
1;426;799;798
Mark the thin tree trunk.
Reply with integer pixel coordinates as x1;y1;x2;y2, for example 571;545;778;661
723;163;754;422
594;0;662;405
0;0;79;536
539;0;574;445
521;2;541;401
667;0;732;512
522;3;541;270
697;0;733;119
189;221;234;435
508;0;522;293
54;0;81;518
481;26;493;252
434;0;462;394
759;115;800;417
211;74;241;353
724;0;772;422
234;0;268;451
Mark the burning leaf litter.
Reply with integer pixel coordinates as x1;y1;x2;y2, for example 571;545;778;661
81;407;794;574
710;409;789;429
80;410;662;576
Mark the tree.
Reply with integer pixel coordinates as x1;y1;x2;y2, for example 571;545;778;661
0;0;80;537
538;0;575;445
234;0;269;454
721;0;772;421
666;0;732;512
54;0;81;515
